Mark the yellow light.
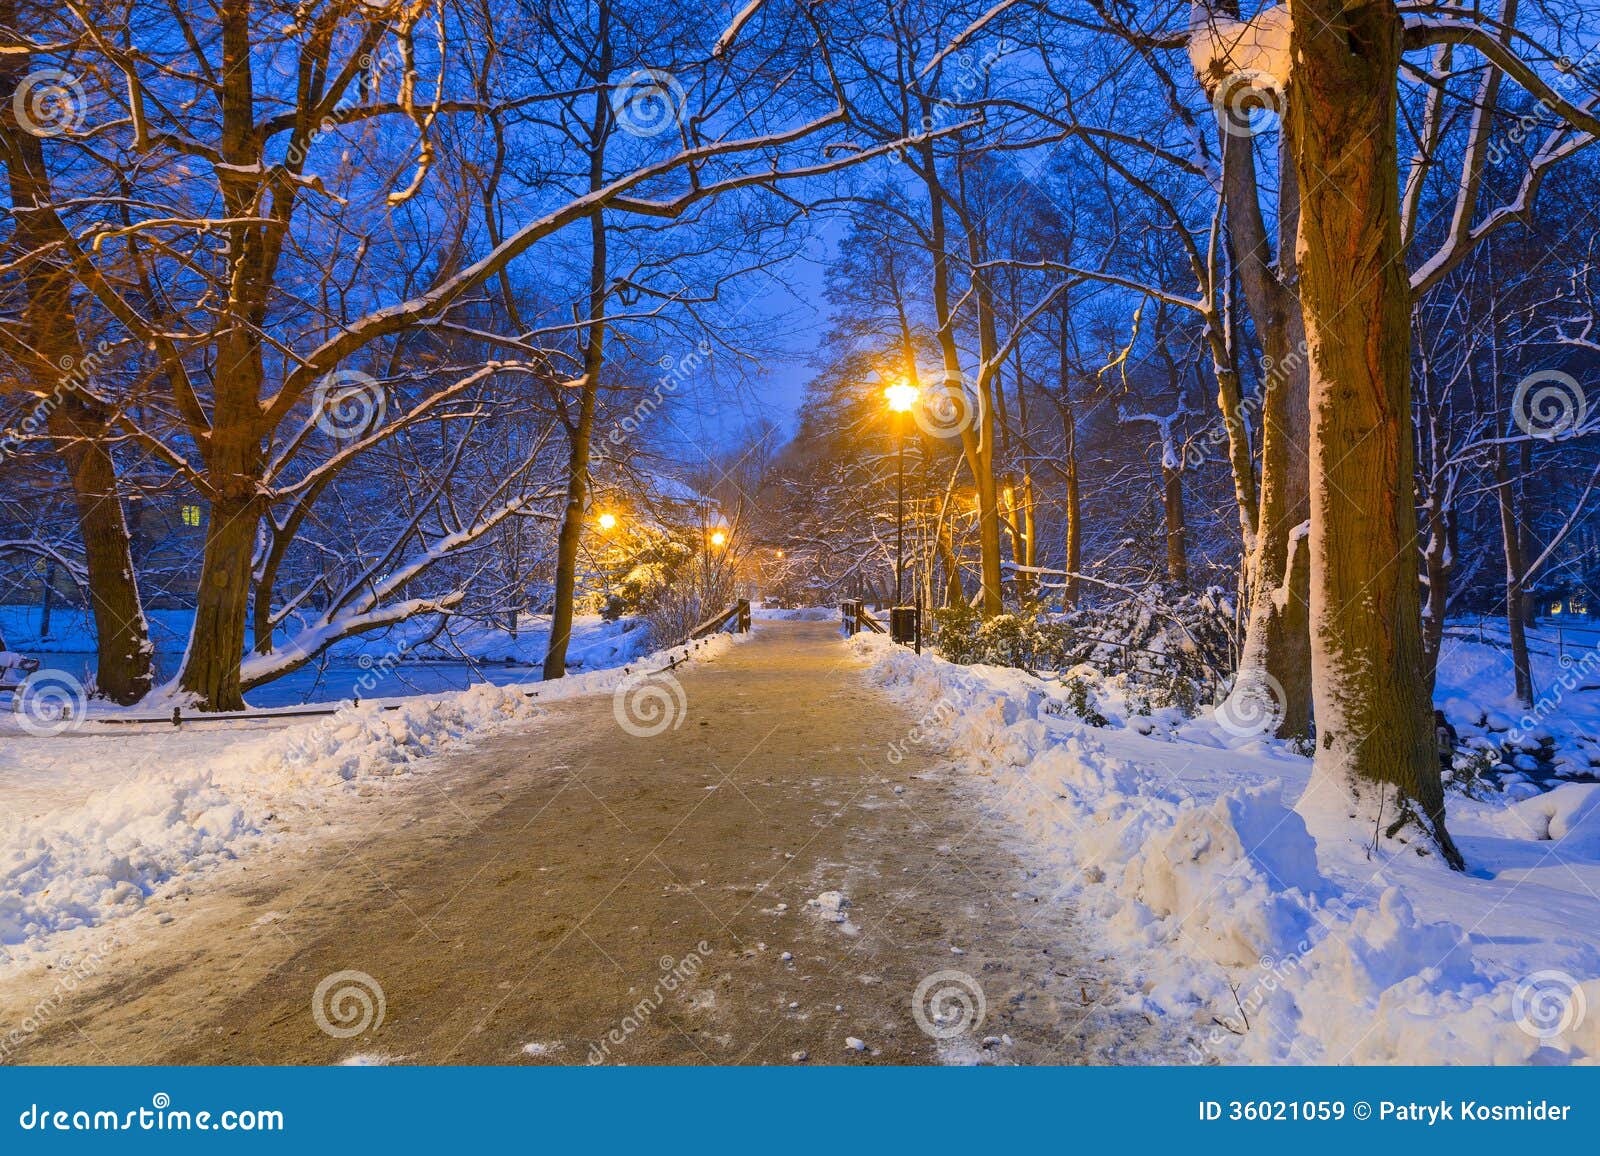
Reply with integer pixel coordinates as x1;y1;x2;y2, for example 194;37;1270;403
597;512;617;531
710;530;727;547
775;549;785;559
884;381;920;413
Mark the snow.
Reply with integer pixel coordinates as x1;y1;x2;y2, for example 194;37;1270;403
751;606;837;622
808;890;850;921
1187;2;1291;89
850;629;1600;1064
0;632;738;970
1433;619;1600;785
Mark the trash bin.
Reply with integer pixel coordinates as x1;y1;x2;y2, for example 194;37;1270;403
890;606;919;646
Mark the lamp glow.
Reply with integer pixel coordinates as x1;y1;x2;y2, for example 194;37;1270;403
884;381;920;413
710;530;727;547
597;512;617;531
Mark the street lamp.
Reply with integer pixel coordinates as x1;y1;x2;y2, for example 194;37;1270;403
596;512;617;532
710;529;727;548
884;379;920;607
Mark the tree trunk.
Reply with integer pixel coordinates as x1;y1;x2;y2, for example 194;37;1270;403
1056;322;1082;610
43;397;153;702
916;118;1003;617
1289;0;1461;867
543;31;611;680
1492;446;1535;707
1161;463;1188;588
1419;501;1453;694
1218;91;1312;741
2;31;153;704
39;560;55;639
177;495;258;711
542;387;598;681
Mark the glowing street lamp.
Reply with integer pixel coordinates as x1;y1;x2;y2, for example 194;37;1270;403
710;529;727;548
884;380;920;413
596;512;618;532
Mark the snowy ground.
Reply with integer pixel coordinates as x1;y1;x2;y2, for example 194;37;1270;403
0;632;739;973
1433;618;1600;787
850;628;1600;1065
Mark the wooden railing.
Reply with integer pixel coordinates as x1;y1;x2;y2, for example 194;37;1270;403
838;599;886;637
677;597;752;647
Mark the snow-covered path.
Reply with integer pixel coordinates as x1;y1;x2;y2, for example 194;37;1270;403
0;621;1177;1065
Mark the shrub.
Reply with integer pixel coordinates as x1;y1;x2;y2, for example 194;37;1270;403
930;604;983;663
1063;676;1109;727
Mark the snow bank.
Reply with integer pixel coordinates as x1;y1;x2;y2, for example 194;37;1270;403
0;683;537;952
852;635;1600;1064
0;634;735;965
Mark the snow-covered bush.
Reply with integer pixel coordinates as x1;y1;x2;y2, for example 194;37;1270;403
931;588;1235;722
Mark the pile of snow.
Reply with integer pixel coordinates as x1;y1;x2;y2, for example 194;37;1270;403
0;683;538;953
0;634;736;965
808;890;851;921
851;634;1600;1064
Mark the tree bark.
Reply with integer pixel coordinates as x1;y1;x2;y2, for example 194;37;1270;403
46;398;154;703
1289;0;1461;866
1492;445;1535;706
543;12;611;680
1218;93;1312;741
1162;463;1189;588
178;494;258;711
0;19;153;704
1056;315;1082;609
915;118;1003;616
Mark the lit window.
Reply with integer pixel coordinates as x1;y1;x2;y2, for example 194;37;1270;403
181;504;202;527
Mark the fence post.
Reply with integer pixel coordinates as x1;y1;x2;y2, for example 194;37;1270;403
737;598;751;633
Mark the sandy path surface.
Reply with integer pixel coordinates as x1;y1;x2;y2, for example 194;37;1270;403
2;620;1177;1065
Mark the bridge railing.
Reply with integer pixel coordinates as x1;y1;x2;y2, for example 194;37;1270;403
838;600;886;638
676;597;752;648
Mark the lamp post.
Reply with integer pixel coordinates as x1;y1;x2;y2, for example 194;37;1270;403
884;380;920;607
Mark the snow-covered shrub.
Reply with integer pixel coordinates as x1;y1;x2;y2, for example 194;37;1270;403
931;588;1235;725
929;604;983;663
932;607;1076;671
1063;675;1109;727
